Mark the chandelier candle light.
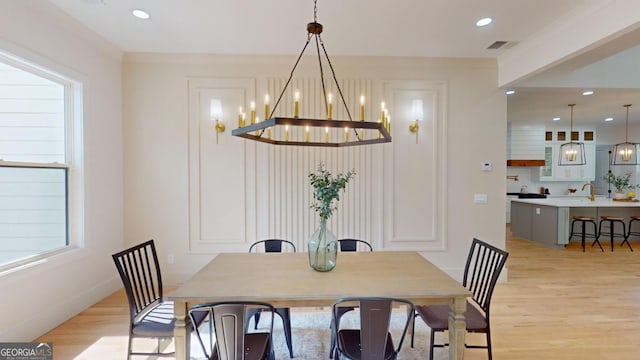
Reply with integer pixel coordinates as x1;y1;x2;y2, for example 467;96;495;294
231;0;391;147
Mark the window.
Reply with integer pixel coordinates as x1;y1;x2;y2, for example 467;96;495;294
0;52;82;269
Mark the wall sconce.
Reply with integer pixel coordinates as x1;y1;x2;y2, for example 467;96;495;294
409;99;423;143
210;98;224;144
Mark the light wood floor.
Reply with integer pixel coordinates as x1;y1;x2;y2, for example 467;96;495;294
36;227;640;359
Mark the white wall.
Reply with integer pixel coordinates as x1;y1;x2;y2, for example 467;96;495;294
0;1;123;341
0;0;506;341
123;54;506;283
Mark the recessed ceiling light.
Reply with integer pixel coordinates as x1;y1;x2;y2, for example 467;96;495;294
476;17;493;27
605;117;613;122
505;90;515;95
582;90;594;96
132;9;150;20
552;117;560;121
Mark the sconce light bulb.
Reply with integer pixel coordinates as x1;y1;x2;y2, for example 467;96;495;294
210;98;223;121
412;99;424;122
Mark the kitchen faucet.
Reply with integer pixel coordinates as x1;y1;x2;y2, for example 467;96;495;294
582;182;595;201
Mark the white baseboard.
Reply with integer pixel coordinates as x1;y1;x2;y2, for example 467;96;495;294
3;276;121;341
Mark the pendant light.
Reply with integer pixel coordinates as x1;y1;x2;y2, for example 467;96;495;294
612;104;639;165
558;104;586;166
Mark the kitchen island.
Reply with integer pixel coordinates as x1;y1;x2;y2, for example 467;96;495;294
510;197;640;248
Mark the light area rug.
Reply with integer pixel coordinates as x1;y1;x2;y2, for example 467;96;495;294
189;307;456;360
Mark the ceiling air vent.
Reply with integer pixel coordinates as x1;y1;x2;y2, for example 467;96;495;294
487;41;518;50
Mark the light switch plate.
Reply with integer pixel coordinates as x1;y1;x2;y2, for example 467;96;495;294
481;162;492;171
474;194;488;204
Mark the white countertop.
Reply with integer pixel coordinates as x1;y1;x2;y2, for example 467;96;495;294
511;197;640;207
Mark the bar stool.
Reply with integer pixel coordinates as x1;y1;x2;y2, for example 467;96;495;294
596;215;627;252
569;216;602;252
623;215;640;251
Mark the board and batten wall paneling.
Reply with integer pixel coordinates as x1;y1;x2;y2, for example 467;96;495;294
188;76;443;252
384;81;447;250
259;77;381;250
188;78;256;252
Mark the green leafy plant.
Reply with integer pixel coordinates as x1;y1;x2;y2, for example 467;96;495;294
309;164;356;220
603;171;638;192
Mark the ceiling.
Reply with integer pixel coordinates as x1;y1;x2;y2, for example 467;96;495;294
508;87;640;127
47;0;586;57
45;0;640;126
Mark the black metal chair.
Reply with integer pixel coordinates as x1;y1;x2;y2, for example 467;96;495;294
338;238;373;252
112;240;207;359
189;301;275;360
332;297;414;360
248;239;295;358
329;239;373;358
411;238;509;360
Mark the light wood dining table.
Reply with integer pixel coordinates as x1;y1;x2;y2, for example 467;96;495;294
169;251;470;360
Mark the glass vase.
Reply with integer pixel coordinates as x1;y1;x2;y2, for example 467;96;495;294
308;218;338;272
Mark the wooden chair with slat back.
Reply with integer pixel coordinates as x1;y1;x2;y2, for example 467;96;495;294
410;238;509;360
112;240;207;359
332;297;414;360
248;239;296;358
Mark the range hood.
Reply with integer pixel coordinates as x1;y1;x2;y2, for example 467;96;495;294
507;124;545;166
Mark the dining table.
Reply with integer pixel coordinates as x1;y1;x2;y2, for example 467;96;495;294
169;250;470;360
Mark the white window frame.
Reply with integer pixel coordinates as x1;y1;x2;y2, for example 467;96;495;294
0;49;84;273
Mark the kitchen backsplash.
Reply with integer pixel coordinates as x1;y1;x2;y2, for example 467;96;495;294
507;166;594;196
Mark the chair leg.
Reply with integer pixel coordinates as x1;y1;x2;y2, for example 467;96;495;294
580;221;586;252
429;329;436;360
191;311;210;358
329;317;336;359
594;221;605;252
569;219;578;241
610;221;616;252
486;328;493;360
330;306;354;358
254;309;261;330
611;220;626;252
274;308;294;358
410;314;415;348
623;219;635;251
127;335;133;360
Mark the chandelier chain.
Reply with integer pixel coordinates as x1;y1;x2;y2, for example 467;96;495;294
314;0;318;22
266;0;358;138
